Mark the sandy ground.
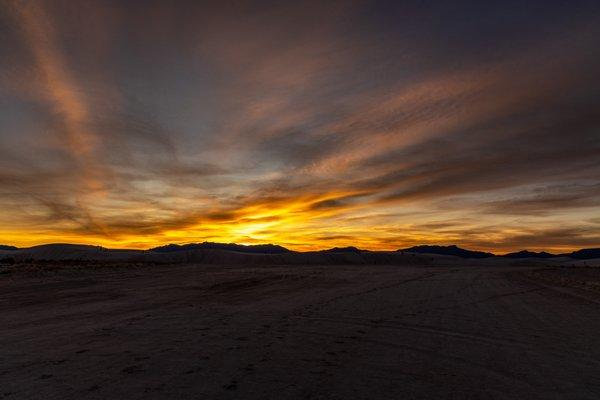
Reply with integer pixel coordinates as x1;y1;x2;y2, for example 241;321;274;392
524;267;600;294
2;264;600;399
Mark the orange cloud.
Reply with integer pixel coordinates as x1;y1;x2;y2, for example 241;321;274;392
10;1;100;177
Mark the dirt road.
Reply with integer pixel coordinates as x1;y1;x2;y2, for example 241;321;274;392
2;264;600;399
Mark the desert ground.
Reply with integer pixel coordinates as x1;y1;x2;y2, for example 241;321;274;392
2;263;600;399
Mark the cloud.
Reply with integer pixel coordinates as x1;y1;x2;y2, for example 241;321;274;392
480;184;600;216
0;1;599;250
469;227;600;253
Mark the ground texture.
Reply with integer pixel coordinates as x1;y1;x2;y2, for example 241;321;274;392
2;264;600;399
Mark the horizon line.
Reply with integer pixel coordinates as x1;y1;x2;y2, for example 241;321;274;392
1;241;598;255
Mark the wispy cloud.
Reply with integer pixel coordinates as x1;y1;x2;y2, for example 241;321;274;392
9;0;102;181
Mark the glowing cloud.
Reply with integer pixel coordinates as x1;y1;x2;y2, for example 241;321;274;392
0;1;599;251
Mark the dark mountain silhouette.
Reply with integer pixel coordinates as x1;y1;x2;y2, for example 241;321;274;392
318;246;364;253
150;242;291;254
502;250;556;258
1;242;598;264
565;248;600;260
398;245;495;258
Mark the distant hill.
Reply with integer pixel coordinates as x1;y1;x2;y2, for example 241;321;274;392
150;242;292;254
565;248;600;260
1;242;598;265
398;245;495;258
0;245;18;251
318;246;364;253
502;250;556;259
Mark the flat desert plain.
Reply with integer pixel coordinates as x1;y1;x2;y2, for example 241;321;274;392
2;263;600;399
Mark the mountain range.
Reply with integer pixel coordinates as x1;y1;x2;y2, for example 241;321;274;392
398;245;600;259
397;245;494;259
0;242;599;260
151;242;291;254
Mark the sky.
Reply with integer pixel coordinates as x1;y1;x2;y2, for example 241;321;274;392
0;0;599;252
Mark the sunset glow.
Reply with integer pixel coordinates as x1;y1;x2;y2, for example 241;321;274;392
0;0;599;252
